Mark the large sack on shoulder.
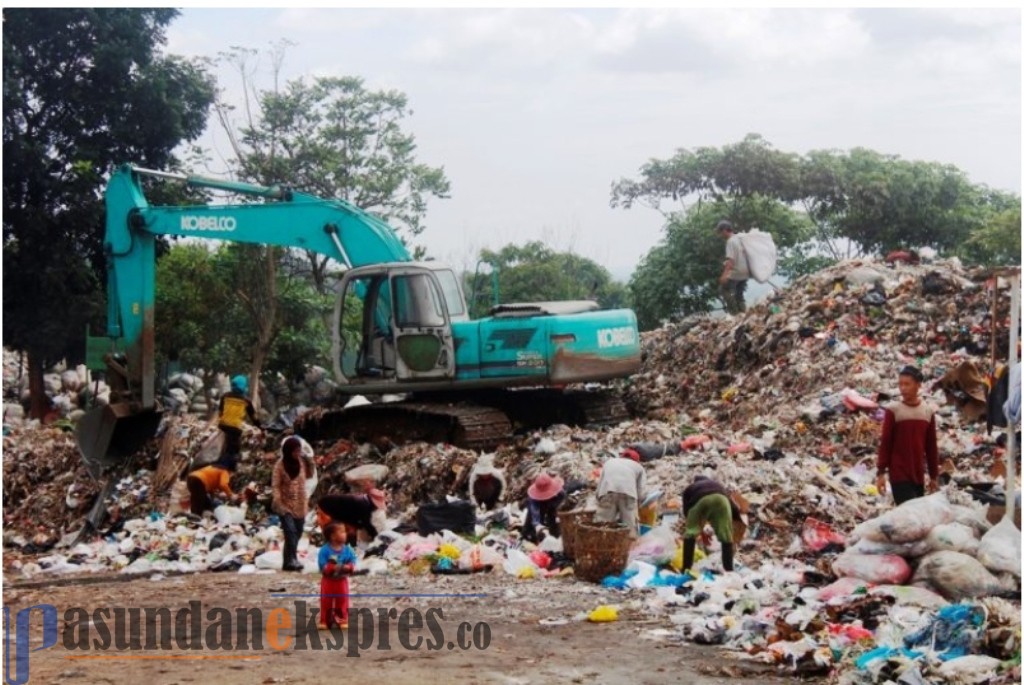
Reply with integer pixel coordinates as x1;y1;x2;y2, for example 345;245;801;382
849;492;954;544
832;552;911;584
912;551;1011;600
739;229;777;283
976;516;1021;577
925;522;980;556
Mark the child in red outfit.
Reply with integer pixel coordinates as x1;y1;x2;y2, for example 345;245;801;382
318;523;357;629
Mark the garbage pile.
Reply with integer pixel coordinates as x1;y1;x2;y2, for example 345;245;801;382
623;259;1013;444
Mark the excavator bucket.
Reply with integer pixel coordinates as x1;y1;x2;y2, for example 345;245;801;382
75;403;162;479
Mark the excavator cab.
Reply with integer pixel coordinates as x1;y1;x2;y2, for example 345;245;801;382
335;263;459;384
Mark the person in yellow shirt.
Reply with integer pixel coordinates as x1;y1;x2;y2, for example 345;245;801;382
216;375;261;462
186;459;238;515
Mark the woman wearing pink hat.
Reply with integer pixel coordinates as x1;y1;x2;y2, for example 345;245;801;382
521;472;565;543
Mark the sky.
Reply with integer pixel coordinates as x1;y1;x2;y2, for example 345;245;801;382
166;7;1021;281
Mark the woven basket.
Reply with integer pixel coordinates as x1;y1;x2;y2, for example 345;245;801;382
558;509;595;560
573;521;632;583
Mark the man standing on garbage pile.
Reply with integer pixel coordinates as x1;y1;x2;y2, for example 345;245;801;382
681;475;745;573
317;490;386;544
715;219;749;315
876;365;940;506
594;449;647;536
521;472;565;543
213;374;262;462
186;455;239;516
273;436;312;571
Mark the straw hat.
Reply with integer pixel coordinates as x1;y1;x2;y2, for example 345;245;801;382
527;472;565;501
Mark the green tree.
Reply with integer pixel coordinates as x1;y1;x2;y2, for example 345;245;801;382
466;242;628;319
957;204;1022;267
3;8;214;418
627;200;811;329
207;44;449;402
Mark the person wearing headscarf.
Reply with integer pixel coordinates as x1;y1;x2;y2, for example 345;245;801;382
215;374;261;462
272;436;311;571
469;454;506;511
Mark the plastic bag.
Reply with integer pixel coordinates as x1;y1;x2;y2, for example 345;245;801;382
628;525;676;566
925;522;980;557
912;551;1007;601
458;544;503;571
848;537;932;558
587;605;618;623
802;518;846;552
816;577;871;602
213;504;246;525
832;552;911;584
254;550;282;570
168;480;190;516
936;655;1001;683
502;548;538;577
849;492;954;544
194;431;225;467
976;516;1021;577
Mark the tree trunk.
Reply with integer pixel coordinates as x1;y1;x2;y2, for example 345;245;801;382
26;349;48;420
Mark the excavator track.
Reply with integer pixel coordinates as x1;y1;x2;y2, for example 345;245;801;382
294;387;629;451
295;402;513;451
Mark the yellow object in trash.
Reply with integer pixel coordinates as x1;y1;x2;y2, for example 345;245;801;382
721;387;738;403
517;566;536;580
863;484;879;497
670;546;705;573
438;543;461;560
587;605;618;623
638;504;658;527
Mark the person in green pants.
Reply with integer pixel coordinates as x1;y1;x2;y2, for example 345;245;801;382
681;475;745;573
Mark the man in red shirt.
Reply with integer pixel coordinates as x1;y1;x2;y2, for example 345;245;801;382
876;366;940;505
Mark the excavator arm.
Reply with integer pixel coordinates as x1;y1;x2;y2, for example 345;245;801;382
103;165;412;409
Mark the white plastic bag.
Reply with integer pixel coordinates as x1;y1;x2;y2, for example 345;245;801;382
925;522;980;556
213;504;246;525
912;551;1007;600
254;550;282;570
739;228;777;283
848;537;932;558
628;526;677;566
976;516;1021;578
936;655;1002;684
832;552;911;584
502;548;538;576
849;492;954;544
194;431;225;467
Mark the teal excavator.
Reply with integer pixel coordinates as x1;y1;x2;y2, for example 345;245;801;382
76;165;641;477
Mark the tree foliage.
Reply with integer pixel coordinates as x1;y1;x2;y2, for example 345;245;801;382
466;242;628;319
2;8;215;417
614;134;1020;327
208;44;449;401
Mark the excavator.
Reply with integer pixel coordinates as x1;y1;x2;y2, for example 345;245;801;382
76;165;641;479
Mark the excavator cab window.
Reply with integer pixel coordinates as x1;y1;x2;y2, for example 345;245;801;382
392;273;446;328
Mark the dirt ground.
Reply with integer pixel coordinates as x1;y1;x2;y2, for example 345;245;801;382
4;570;809;685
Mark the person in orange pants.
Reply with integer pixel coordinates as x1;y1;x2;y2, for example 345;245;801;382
318;522;357;629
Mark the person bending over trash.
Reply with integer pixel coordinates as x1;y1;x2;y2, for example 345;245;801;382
876;365;940;506
272;436;312;571
594;449;647;535
681;475;744;573
185;455;239;515
214;374;262;462
318;522;357;630
521;472;565;543
317;490;386;544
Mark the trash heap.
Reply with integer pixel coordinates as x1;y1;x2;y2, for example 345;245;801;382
622;259;1013;451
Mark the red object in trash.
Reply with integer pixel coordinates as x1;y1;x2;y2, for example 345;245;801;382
528;550;551;569
680;435;711;451
802;517;846;552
